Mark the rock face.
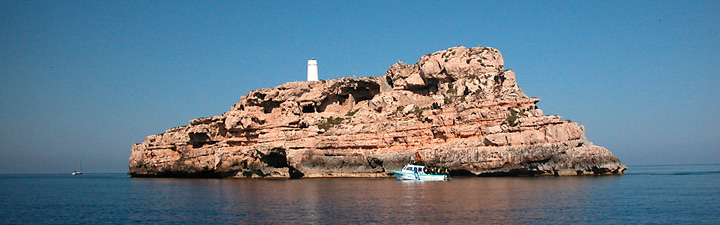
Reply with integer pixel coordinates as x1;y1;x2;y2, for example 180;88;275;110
129;46;627;178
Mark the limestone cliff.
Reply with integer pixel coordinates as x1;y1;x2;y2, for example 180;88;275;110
129;46;626;178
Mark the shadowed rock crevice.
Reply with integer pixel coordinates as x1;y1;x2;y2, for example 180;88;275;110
302;105;315;113
189;132;217;148
288;166;304;179
449;169;475;177
476;169;546;177
260;148;288;168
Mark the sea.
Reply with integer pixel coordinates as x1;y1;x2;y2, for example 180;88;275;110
1;164;718;224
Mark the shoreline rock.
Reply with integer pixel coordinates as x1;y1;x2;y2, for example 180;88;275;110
128;45;627;178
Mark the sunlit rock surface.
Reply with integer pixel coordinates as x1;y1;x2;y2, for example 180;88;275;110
129;46;626;178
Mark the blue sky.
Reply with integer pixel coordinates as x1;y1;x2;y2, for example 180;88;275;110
1;1;718;173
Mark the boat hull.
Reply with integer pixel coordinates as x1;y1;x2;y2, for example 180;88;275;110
391;171;448;181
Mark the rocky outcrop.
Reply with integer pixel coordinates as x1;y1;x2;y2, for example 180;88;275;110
129;46;626;178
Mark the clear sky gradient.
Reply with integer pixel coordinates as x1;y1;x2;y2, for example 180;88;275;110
1;1;718;174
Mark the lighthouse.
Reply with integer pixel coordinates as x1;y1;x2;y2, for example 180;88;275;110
307;59;318;81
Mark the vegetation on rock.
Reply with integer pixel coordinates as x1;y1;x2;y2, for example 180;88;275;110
318;116;344;130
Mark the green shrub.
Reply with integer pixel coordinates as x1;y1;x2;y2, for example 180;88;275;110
505;113;519;126
505;109;520;126
505;109;528;126
318;116;344;130
345;109;359;117
444;95;452;104
414;106;429;118
466;58;472;64
447;83;457;94
394;106;404;115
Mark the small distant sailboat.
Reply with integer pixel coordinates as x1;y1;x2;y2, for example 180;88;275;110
71;163;83;175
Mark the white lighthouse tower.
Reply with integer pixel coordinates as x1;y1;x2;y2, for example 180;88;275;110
307;59;318;81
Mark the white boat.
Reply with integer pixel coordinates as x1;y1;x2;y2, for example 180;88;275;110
392;164;449;181
71;163;83;175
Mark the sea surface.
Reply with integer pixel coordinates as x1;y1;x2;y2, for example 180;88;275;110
1;164;719;224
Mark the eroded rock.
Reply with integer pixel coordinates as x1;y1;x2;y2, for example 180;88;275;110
129;45;626;178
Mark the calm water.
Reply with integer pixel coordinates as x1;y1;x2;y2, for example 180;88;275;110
1;164;719;224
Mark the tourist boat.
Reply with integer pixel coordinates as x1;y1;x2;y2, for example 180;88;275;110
392;164;449;181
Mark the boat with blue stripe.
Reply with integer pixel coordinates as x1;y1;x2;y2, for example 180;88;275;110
392;164;449;181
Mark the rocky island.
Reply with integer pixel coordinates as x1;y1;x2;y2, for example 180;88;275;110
129;45;627;178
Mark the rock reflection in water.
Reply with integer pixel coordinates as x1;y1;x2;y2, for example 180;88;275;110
127;177;600;224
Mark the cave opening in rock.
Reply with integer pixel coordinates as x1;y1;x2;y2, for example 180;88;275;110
349;82;380;103
254;92;266;100
317;94;348;112
261;148;289;168
261;101;281;113
302;105;316;113
432;130;447;140
189;132;216;148
288;166;304;179
385;76;394;89
406;78;441;96
494;74;506;85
